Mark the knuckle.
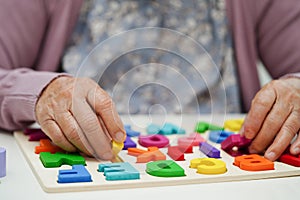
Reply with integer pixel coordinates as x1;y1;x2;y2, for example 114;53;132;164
282;123;298;136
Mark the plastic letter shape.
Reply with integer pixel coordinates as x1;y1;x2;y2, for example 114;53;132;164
208;130;233;144
35;139;64;154
147;123;185;135
39;152;86;168
279;153;300;167
125;125;141;137
224;119;244;132
128;147;166;163
58;165;92;183
98;162;140;181
190;158;227;174
112;140;124;155
167;146;185;161
199;142;221;158
146;160;185;177
123;136;137;150
234;154;274;171
138;134;169;148
177;133;206;146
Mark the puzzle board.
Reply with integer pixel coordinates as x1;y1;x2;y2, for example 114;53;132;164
14;115;300;193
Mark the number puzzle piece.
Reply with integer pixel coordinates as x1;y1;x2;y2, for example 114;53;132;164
177;132;206;146
208;130;234;144
278;153;300;167
167;146;185;161
146;160;185;177
98;162;140;181
125;125;141;137
224;119;244;132
112;140;124;155
39;152;86;168
190;158;227;174
199;142;220;158
138;134;169;148
123;136;137;150
234;154;274;171
0;147;6;178
24;128;49;141
35;139;64;154
58;165;92;183
128;146;166;163
194;121;224;133
221;134;252;156
146;123;185;135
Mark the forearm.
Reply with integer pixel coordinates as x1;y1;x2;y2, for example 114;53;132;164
0;68;62;131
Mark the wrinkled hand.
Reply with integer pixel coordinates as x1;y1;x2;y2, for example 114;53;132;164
240;78;300;161
35;76;125;160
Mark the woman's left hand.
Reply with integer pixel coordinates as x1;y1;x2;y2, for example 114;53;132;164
240;77;300;161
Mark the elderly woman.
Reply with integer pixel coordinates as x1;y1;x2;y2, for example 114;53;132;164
0;0;299;161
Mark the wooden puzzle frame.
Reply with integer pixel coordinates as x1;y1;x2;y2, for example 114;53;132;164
13;115;300;193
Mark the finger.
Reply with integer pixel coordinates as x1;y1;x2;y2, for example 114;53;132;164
264;111;300;161
290;130;300;155
248;101;292;154
242;85;276;139
40;119;77;152
72;98;113;160
54;110;95;157
87;87;126;143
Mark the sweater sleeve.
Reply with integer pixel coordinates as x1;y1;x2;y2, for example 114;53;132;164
0;68;61;130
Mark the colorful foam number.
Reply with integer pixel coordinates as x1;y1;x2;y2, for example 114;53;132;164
177;132;206;146
39;152;86;168
146;160;185;177
190;158;227;174
125;125;141;137
127;146;166;163
123;136;137;150
234;154;274;171
224;118;244;132
208;130;234;144
167;145;193;161
58;165;92;183
194;121;224;133
199;142;220;158
98;162;140;181
112;140;124;156
147;123;185;135
278;153;300;167
24;128;49;141
138;134;169;148
221;134;252;157
35;139;64;154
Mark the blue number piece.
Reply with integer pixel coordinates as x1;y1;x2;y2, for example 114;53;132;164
125;125;141;137
98;162;140;181
209;130;234;143
58;165;92;183
147;123;185;135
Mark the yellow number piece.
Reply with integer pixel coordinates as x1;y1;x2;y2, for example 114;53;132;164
224;119;244;132
190;158;227;175
112;141;124;155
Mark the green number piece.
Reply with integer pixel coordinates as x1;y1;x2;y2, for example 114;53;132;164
195;122;224;133
146;160;185;177
40;152;86;168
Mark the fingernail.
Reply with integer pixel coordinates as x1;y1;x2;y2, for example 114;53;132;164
293;147;300;155
102;152;113;160
265;151;276;161
248;147;258;154
116;131;125;142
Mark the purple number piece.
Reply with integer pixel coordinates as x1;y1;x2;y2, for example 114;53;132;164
0;147;6;178
199;142;220;158
138;134;169;148
123;137;137;150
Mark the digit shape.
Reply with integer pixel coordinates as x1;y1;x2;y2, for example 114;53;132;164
35;139;64;154
177;132;206;146
138;134;169;148
190;158;227;174
234;154;274;171
58;165;92;183
279;153;300;167
224;119;244;132
39;152;86;168
199;142;221;158
208;130;233;143
146;160;185;177
98;162;140;181
123;136;137;150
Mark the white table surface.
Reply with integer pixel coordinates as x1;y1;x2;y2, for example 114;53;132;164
1;114;300;200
